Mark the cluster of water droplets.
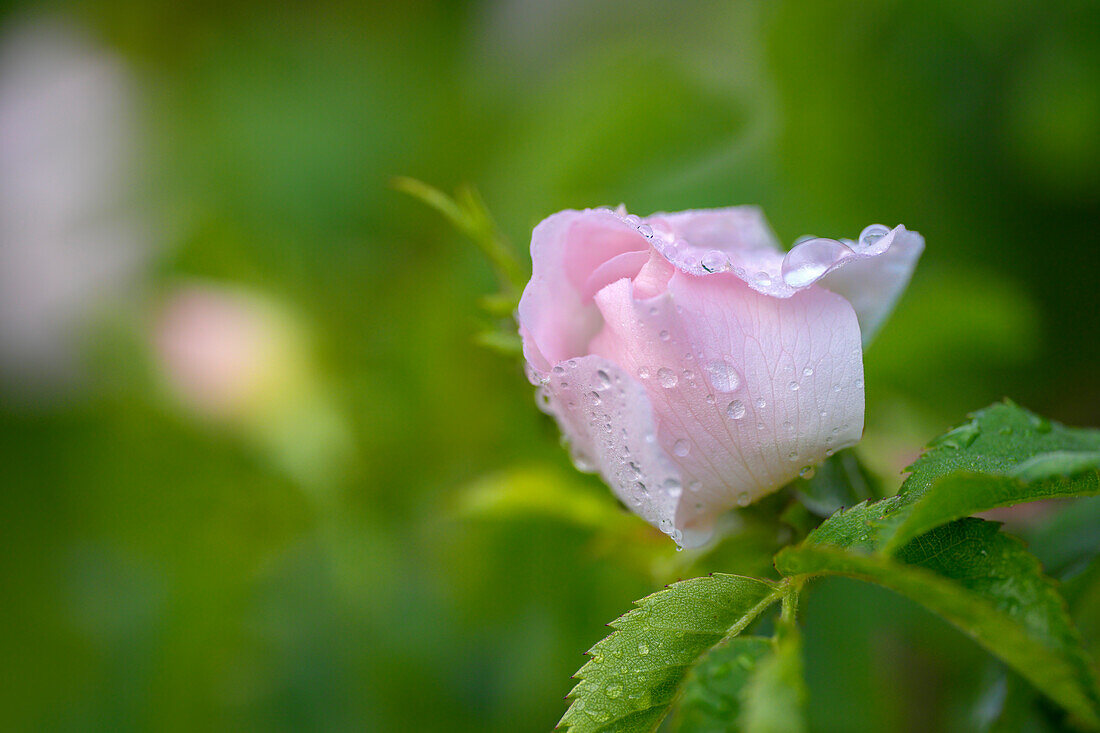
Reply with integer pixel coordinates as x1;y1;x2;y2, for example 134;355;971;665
588;206;754;279
531;355;695;546
587;207;897;303
779;224;891;289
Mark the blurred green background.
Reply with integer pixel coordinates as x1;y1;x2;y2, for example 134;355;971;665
1;1;1098;730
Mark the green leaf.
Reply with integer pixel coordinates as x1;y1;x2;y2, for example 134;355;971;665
673;637;771;732
1025;496;1100;580
674;626;805;733
392;177;526;293
776;519;1100;727
472;329;523;356
878;402;1100;553
797;497;905;553
739;624;806;733
557;575;782;732
454;466;633;533
1064;555;1100;664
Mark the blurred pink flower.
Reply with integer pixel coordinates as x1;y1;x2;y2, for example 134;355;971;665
518;206;923;546
154;282;352;492
155;285;295;420
0;19;147;391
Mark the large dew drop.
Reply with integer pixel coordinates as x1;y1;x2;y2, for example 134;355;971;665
705;359;740;392
726;399;746;420
700;250;730;273
780;237;854;288
657;367;678;388
856;224;891;251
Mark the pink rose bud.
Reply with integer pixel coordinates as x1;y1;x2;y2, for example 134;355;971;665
155;284;300;421
517;207;922;547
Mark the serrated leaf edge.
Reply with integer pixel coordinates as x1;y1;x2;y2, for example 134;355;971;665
556;574;784;733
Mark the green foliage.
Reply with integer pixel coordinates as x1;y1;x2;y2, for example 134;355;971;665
391;177;526;294
674;624;805;733
739;622;806;733
777;520;1100;727
558;575;781;732
455;466;631;532
394;178;527;355
674;637;772;731
11;2;1100;730
878;402;1100;553
559;403;1100;730
769;405;1100;725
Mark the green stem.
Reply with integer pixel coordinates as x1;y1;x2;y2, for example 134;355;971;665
780;582;802;627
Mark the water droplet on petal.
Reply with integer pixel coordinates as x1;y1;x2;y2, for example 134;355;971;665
705;360;740;392
736;491;751;507
802;366;814;376
781;237;854;288
636;224;653;237
663;478;682;498
637;642;649;656
857;224;891;251
587;391;602;406
596;369;612;389
571;447;597;472
658;330;671;342
726;400;746;420
657;368;678;388
638;366;651;379
672;439;690;457
754;272;772;286
799;466;816;479
700;250;730;273
754;397;766;409
788;381;799;391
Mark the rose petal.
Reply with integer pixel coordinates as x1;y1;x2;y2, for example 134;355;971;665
517;205;920;548
817;225;924;343
581;249;650;302
635;208;922;338
588;271;864;539
645;207;789;293
518;209;647;369
528;354;688;542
